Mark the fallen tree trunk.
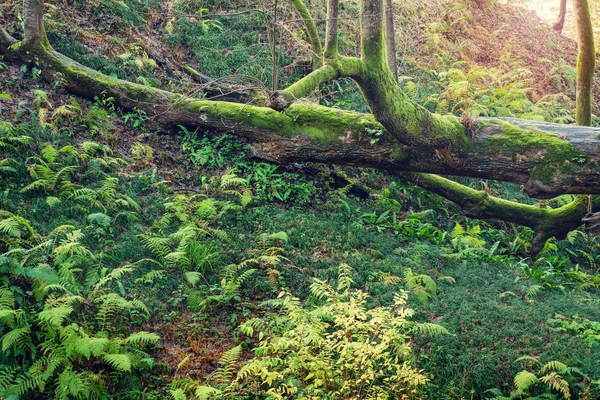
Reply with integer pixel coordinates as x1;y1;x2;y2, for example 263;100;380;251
4;38;600;198
2;0;599;252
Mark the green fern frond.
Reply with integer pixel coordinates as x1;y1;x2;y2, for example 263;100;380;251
87;213;111;228
0;365;18;391
2;326;30;352
514;370;539;392
337;263;354;293
37;305;73;328
103;353;132;372
185;271;202;287
540;360;568;374
170;388;188;400
0;288;16;309
514;355;541;365
124;332;160;346
411;322;449;336
56;368;89;399
93;265;135;292
213;345;241;385
195;385;221;400
41;144;58;163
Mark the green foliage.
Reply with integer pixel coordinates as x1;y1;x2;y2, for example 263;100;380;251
405;63;575;123
0;117;163;399
488;356;591;400
548;314;600;348
179;264;446;399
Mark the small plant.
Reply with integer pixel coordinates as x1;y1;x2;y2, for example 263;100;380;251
547;314;600;348
123;108;148;129
131;142;154;164
174;264;447;399
487;356;591;400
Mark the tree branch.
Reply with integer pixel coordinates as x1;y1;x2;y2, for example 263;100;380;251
290;0;323;67
270;57;365;109
553;0;568;32
384;0;398;82
407;173;600;251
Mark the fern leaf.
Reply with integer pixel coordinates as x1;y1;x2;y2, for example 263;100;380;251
37;305;73;328
411;322;449;336
514;370;539;392
540;360;568;374
124;332;160;346
195;385;221;400
103;353;132;372
2;326;30;352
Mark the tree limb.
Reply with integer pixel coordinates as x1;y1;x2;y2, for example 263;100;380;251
553;0;568;32
407;173;599;251
290;0;323;68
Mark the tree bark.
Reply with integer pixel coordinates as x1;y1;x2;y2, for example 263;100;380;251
553;0;568;33
384;0;398;82
22;0;45;45
407;173;599;252
3;20;600;198
573;0;595;127
324;0;340;59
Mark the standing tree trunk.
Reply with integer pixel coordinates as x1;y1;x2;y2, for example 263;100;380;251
572;0;598;236
22;0;46;45
324;0;340;59
384;0;398;82
573;0;595;127
553;0;568;33
290;0;323;68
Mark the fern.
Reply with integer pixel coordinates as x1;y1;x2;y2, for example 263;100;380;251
103;353;132;372
56;368;90;399
514;370;539;392
411;322;450;336
540;360;568;374
37;305;73;329
124;332;160;346
1;326;30;352
212;345;241;385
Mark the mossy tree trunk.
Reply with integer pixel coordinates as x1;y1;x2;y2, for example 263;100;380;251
384;0;398;82
2;0;600;250
573;0;595;127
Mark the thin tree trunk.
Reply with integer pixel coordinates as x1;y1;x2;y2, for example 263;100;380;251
324;0;340;58
384;0;398;82
22;0;45;45
271;0;279;92
573;0;595;127
290;0;323;68
553;0;568;32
